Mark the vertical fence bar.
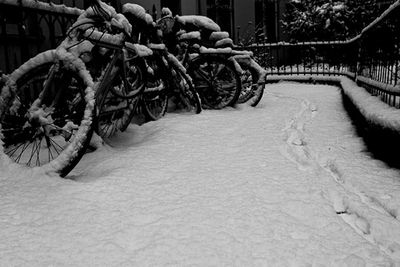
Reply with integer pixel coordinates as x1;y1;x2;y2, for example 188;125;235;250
1;9;10;73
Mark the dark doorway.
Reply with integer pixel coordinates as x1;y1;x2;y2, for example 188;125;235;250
206;0;233;35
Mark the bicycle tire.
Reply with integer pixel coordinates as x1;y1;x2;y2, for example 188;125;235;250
238;57;266;107
0;50;95;177
187;55;241;109
141;55;169;121
169;62;202;114
109;55;146;100
95;56;146;139
237;68;255;104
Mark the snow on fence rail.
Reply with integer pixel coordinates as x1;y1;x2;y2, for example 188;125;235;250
243;0;400;109
0;0;83;15
0;0;83;73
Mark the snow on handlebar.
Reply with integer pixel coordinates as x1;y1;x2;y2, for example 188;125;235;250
80;27;125;48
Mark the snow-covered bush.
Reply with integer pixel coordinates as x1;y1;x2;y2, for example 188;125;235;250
282;0;390;42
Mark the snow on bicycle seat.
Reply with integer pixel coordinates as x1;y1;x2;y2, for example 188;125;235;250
122;4;153;26
209;31;230;41
147;43;166;51
178;31;201;41
176;15;221;32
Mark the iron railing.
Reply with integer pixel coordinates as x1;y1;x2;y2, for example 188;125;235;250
244;0;400;108
0;0;83;74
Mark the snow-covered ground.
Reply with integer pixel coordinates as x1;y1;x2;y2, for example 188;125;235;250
1;82;400;266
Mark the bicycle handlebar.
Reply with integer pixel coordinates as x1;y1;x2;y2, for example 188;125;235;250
80;27;125;49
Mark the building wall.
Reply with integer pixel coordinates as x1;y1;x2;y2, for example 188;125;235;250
234;0;255;43
121;0;284;44
181;0;198;15
121;0;198;17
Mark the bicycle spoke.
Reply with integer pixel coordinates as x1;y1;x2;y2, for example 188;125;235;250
194;68;212;83
213;63;225;78
27;138;40;166
48;137;63;155
35;137;43;166
15;141;31;163
6;142;26;158
47;139;54;163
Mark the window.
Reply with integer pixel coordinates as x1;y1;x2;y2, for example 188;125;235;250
207;0;232;34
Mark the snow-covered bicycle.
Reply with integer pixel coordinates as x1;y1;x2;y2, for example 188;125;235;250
157;15;242;109
234;54;266;107
158;13;266;108
0;0;146;176
122;4;201;121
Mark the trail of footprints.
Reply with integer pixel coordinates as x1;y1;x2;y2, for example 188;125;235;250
278;94;400;261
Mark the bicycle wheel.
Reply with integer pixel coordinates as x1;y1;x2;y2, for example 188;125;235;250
237;68;255;104
141;55;169;121
236;57;266;107
95;57;146;138
169;63;202;114
0;50;95;177
188;55;241;109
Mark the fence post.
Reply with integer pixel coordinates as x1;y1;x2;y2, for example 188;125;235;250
355;40;362;81
17;4;29;65
395;42;399;86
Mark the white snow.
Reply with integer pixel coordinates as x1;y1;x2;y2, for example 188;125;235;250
209;31;230;41
145;14;154;25
178;31;201;41
122;3;149;24
147;43;166;50
1;80;400;265
125;42;153;57
268;74;400;133
215;37;234;47
166;53;189;76
80;27;125;47
176;15;221;32
199;46;232;54
161;7;173;17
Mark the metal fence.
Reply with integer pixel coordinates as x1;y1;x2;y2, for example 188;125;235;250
2;0;400;108
244;0;400;108
0;0;82;74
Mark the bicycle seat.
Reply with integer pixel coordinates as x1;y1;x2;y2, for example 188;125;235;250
147;43;167;51
175;15;221;32
178;31;201;42
122;4;153;26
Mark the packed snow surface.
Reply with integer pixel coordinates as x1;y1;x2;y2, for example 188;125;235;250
1;82;400;265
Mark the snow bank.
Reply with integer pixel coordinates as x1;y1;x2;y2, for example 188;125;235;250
356;75;400;94
267;74;400;133
2;81;400;265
